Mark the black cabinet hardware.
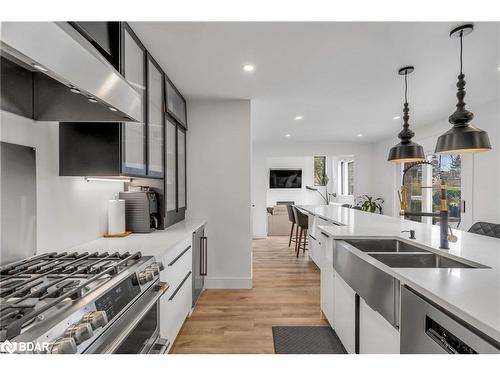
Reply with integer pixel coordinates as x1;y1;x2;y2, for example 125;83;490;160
167;246;191;267
168;271;192;301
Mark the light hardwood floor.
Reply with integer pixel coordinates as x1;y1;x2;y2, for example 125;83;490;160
170;236;328;354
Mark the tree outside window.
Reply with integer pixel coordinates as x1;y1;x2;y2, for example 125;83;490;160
314;156;326;186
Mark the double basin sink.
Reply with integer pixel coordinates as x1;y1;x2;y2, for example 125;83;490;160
333;238;487;329
343;238;483;269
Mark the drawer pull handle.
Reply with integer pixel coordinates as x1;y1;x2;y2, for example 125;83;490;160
320;231;330;238
168;271;192;301
168;245;191;267
309;234;317;241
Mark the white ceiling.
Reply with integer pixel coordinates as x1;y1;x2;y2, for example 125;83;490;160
130;22;500;144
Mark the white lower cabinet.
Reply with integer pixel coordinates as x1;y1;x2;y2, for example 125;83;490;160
319;232;334;326
160;272;193;351
333;270;356;353
359;298;400;354
159;237;193;353
308;214;330;267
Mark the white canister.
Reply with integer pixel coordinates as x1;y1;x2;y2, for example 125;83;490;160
108;199;126;235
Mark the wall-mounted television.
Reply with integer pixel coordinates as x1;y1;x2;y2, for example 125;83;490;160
269;169;302;189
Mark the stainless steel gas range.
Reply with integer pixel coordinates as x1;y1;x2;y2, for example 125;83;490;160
0;251;169;354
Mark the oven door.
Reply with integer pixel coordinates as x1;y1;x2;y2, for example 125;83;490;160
84;281;169;354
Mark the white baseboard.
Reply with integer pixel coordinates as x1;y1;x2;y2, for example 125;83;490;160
252;233;268;239
204;276;252;289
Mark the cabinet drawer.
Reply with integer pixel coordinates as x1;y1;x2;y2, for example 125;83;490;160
162;238;192;266
161;272;193;350
161;241;192;300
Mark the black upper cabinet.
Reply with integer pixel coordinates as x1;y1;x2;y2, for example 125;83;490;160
165;77;187;129
121;24;147;177
70;22;121;70
59;123;121;176
146;54;164;178
59;22;187;194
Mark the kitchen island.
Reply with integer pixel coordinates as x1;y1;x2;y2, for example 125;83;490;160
300;204;500;353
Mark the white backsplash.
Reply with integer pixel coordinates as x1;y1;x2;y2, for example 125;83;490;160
0;110;124;252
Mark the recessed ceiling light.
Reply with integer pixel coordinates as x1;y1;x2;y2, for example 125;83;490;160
497;66;500;71
70;88;81;94
285;134;291;137
109;107;117;112
295;116;303;120
88;97;98;103
357;133;363;137
33;64;48;72
243;64;255;72
393;115;401;120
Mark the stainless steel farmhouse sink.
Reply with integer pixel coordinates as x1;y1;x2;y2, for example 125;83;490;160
344;239;427;253
368;253;479;269
334;238;489;328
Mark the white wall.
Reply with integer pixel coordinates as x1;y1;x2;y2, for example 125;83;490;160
266;156;326;207
371;101;500;226
0;110;124;253
252;140;374;238
186;99;252;289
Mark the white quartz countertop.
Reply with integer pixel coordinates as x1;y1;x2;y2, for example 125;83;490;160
68;218;206;259
299;204;500;344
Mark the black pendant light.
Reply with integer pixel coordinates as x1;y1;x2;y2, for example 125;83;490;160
435;24;491;154
388;66;425;163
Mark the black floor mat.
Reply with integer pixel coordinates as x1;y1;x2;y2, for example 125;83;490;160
272;326;347;354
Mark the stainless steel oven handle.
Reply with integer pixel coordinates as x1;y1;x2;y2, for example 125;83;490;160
102;282;169;354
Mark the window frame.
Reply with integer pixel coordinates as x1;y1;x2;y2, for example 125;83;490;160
338;159;355;195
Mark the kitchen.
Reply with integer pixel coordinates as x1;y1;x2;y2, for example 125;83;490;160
1;1;500;374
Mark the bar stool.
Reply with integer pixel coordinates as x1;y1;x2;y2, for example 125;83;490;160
286;204;297;247
468;222;500;239
292;206;309;257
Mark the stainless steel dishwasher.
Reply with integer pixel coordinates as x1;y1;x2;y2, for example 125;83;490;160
400;286;500;354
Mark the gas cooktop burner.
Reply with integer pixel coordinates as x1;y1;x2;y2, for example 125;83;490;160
0;251;150;342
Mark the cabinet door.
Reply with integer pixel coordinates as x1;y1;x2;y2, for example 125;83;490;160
177;127;186;210
333;270;356;353
359;298;400;354
165;119;177;213
165;78;187;128
147;56;164;177
320;233;335;327
122;25;146;176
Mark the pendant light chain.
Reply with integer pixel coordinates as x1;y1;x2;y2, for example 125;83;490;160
460;31;463;75
404;71;408;103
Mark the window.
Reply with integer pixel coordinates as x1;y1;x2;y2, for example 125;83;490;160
314;156;326;186
402;154;461;226
338;160;355;195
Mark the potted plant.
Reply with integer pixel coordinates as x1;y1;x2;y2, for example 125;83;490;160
355;195;384;214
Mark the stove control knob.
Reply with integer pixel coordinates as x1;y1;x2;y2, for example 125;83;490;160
138;270;155;285
50;337;78;354
65;322;93;345
82;310;108;329
149;262;164;276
